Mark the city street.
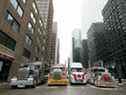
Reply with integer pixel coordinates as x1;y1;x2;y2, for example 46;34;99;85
0;84;126;95
0;0;126;95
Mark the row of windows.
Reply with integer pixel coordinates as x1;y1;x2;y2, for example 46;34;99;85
32;2;38;14
28;22;34;34
30;12;36;24
104;18;126;32
28;1;44;39
31;1;40;25
27;20;45;39
0;31;16;51
9;0;47;51
23;48;31;59
25;35;32;46
10;0;24;17
35;45;45;55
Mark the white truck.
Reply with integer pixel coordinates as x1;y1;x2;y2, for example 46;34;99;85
69;62;88;85
10;61;45;88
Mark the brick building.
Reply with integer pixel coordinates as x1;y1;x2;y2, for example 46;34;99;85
0;0;48;81
36;0;54;71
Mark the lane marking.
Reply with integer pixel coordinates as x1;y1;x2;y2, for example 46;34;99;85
89;85;118;91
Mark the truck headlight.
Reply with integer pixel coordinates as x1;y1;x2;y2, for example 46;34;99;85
98;76;101;80
28;77;34;81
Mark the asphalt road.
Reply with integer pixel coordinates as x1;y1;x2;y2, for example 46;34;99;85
0;84;126;95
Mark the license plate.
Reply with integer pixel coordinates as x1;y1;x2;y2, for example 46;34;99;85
76;80;83;83
17;84;25;88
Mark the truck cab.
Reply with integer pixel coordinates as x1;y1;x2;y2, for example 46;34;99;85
69;62;88;85
48;64;68;86
10;61;45;88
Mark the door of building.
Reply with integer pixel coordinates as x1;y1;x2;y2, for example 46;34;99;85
0;58;11;81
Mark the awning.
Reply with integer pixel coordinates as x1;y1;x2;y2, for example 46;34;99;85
0;51;15;61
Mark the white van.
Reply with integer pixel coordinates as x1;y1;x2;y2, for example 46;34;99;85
69;62;88;84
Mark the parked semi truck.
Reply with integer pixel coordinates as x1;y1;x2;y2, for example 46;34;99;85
10;61;45;88
69;62;88;84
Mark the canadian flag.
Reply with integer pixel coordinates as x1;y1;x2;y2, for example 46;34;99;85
76;74;83;80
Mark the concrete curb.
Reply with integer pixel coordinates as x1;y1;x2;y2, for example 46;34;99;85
115;79;126;86
0;82;9;88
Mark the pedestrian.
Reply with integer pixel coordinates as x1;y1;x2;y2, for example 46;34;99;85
118;77;122;83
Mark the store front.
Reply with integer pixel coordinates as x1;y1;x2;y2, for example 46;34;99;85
0;52;15;82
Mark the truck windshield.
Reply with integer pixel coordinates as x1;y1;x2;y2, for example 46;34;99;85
71;68;83;72
18;64;35;79
51;67;65;72
94;69;105;73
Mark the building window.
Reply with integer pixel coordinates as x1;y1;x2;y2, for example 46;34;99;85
0;30;16;51
32;2;38;14
42;46;45;51
28;22;34;34
25;35;32;46
23;48;31;59
10;0;24;17
12;20;20;32
6;13;13;24
39;19;43;26
38;28;41;35
5;11;20;32
10;0;18;9
22;0;26;3
17;6;23;17
30;12;36;24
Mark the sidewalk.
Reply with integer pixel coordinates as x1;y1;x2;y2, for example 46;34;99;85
116;79;126;86
0;82;9;88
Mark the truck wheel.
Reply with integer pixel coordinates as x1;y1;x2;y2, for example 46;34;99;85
31;80;36;88
10;86;16;89
70;82;74;85
95;80;99;87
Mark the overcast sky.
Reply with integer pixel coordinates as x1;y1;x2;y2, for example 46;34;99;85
53;0;108;64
